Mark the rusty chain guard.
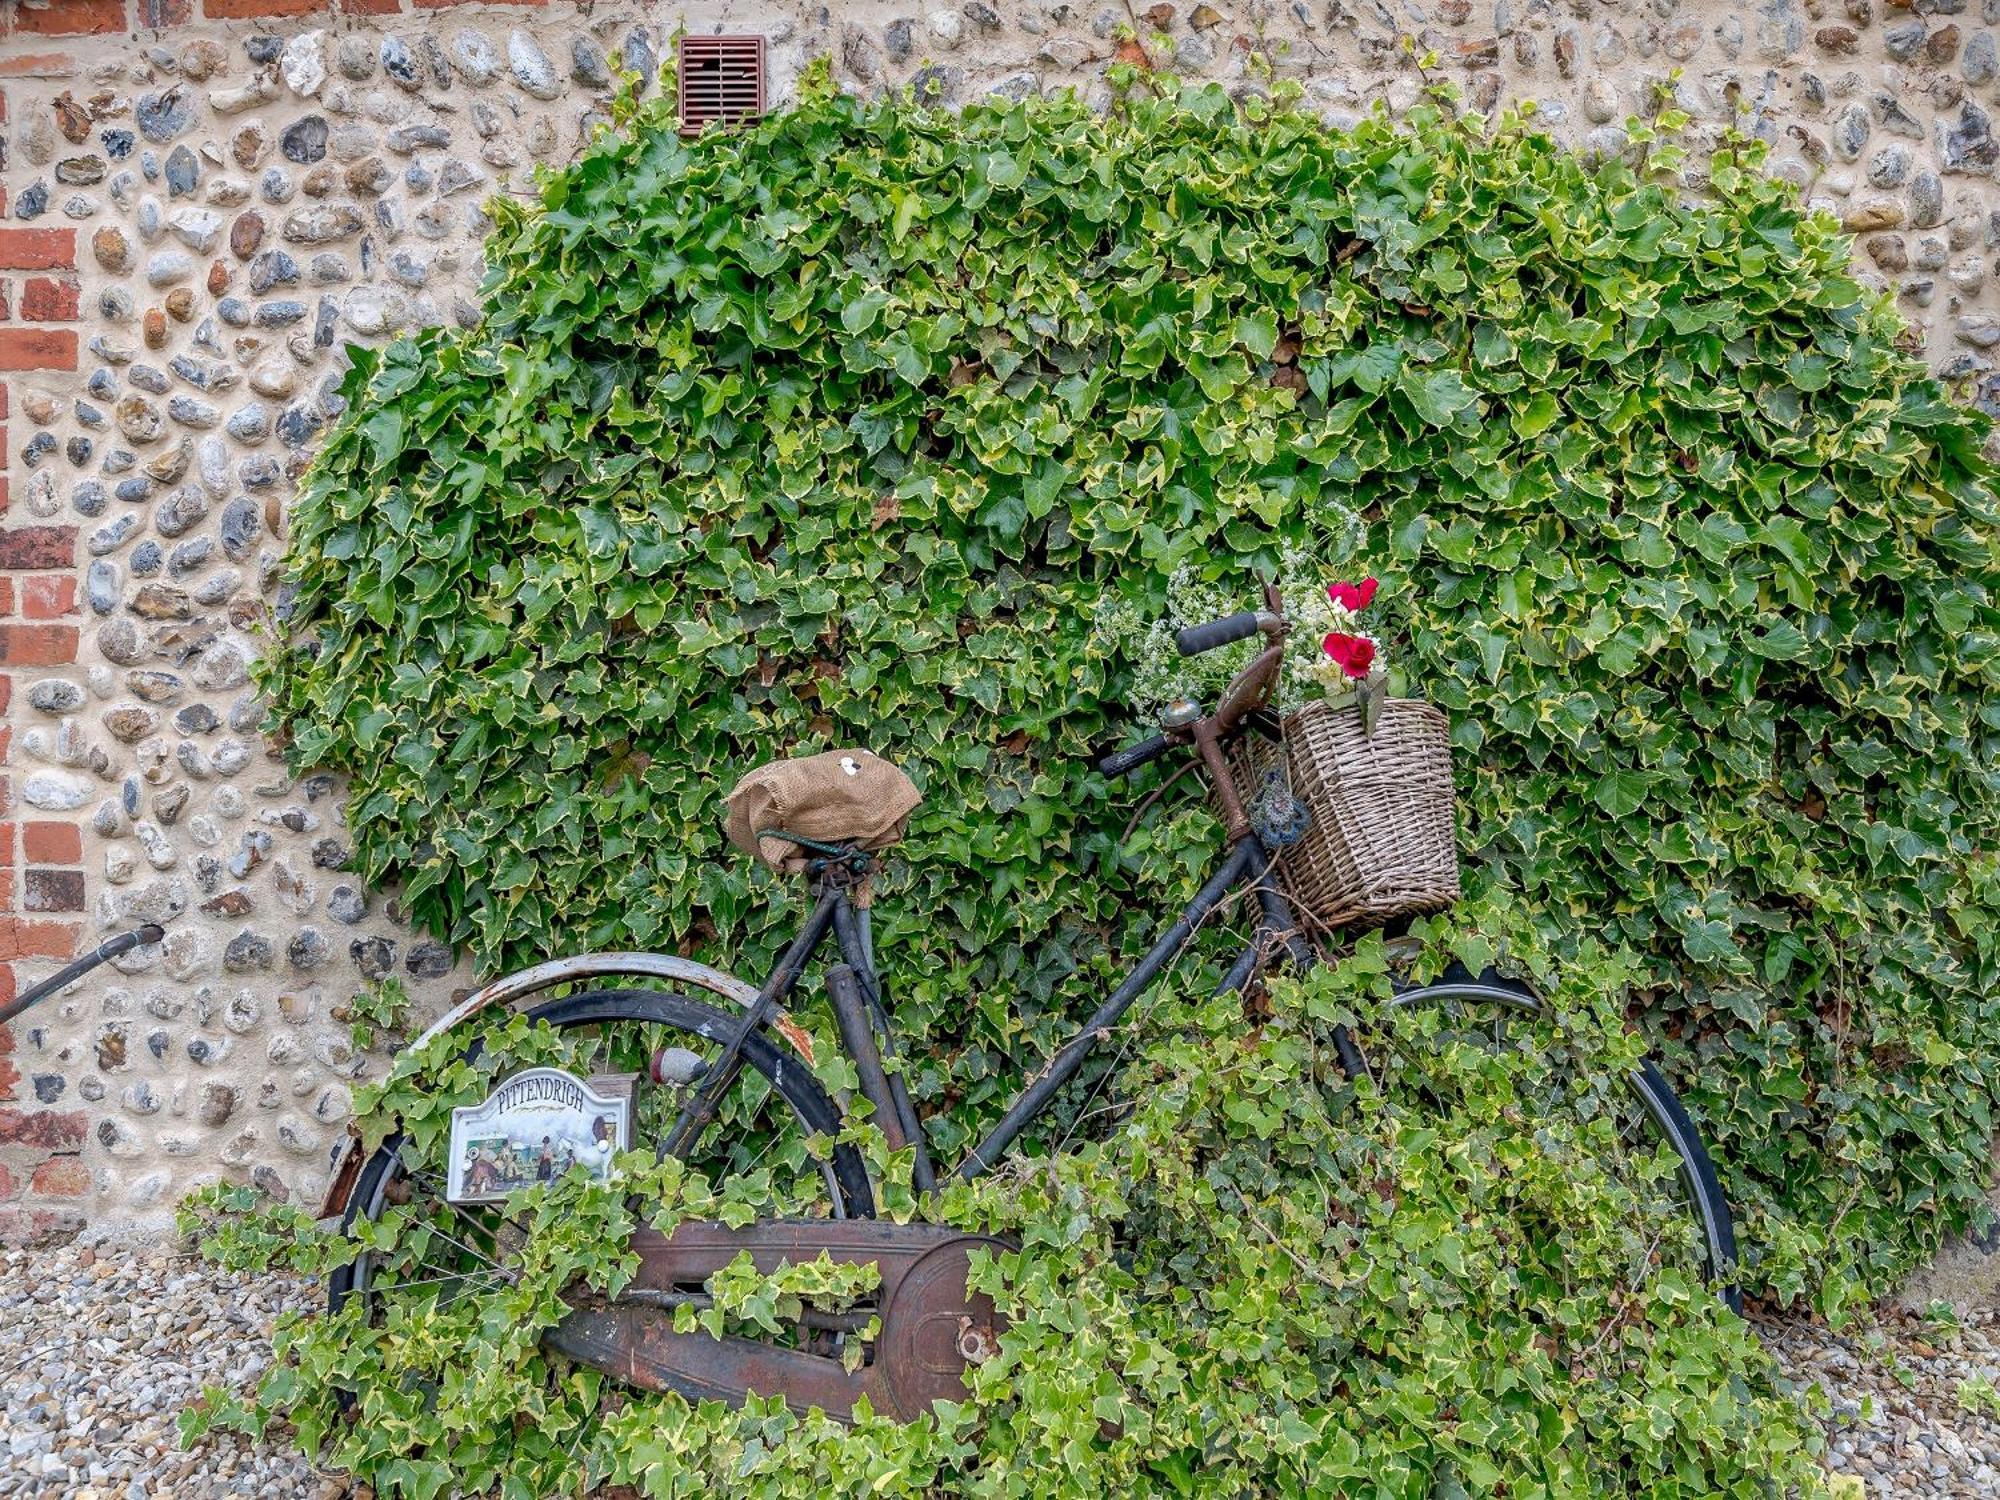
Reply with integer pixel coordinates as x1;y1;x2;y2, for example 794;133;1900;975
544;1218;1012;1423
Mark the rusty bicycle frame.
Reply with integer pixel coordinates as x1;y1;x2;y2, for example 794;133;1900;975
339;585;1344;1211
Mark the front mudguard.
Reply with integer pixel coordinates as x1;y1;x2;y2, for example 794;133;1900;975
317;1125;369;1222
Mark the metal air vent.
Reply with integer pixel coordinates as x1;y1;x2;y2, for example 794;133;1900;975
678;35;766;135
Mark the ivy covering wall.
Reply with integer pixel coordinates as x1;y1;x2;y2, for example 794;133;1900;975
263;65;2000;1325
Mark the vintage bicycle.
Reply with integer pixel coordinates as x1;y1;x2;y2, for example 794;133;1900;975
298;587;1738;1422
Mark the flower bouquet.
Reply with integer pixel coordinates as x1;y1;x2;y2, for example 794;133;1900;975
1298;573;1391;730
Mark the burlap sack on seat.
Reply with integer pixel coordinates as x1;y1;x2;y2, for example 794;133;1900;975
724;749;922;873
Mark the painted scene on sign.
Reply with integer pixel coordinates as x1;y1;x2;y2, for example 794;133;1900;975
446;1069;630;1203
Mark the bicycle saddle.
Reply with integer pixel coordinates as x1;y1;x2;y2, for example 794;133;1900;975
724;749;921;873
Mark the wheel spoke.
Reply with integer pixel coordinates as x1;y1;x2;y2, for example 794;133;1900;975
361;1267;509;1298
414;1220;506;1271
407;1169;535;1244
1378;988;1730;1299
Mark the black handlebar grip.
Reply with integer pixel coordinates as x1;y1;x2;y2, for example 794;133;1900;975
1098;733;1173;779
1175;611;1261;657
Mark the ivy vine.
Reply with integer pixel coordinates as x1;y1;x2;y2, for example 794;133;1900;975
184;895;1821;1495
260;64;2000;1332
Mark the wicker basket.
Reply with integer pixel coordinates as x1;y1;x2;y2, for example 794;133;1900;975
1228;697;1461;931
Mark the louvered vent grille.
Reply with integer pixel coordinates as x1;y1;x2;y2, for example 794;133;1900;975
679;36;766;134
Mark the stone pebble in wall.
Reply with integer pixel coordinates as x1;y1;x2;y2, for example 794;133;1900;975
9;2;2000;1237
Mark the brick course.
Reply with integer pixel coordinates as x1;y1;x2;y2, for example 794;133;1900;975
0;328;78;372
0;1205;85;1247
20;575;75;619
0;1107;86;1151
0;919;80;962
22;869;83;913
18;277;80;323
203;0;337;17
0;623;79;666
8;0;126;37
139;0;198;26
0;230;76;272
22;823;79;864
0;528;75;570
0;54;83;78
27;1155;88;1196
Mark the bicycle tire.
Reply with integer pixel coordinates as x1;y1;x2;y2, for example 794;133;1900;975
1386;971;1742;1315
329;988;874;1317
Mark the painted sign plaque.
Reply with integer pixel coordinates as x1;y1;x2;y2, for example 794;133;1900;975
446;1067;633;1204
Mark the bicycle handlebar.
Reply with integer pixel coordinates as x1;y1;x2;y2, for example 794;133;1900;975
1097;733;1174;779
1104;590;1289;783
1175;611;1264;657
0;924;164;1027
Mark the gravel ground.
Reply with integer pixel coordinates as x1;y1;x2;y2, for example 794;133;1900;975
8;1242;2000;1498
0;1243;338;1499
1758;1304;2000;1497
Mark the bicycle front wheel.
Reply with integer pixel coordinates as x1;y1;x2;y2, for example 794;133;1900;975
1376;970;1740;1314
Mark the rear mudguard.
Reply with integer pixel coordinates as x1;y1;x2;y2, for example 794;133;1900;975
316;951;762;1220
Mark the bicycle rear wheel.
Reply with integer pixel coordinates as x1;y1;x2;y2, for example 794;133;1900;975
329;988;873;1322
1376;969;1740;1314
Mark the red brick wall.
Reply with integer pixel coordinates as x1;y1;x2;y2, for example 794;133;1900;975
0;112;85;1244
0;0;580;1250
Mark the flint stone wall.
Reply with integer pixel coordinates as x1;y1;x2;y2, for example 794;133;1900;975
0;0;1996;1243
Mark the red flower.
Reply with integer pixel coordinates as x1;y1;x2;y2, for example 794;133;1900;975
1327;577;1380;612
1322;632;1376;679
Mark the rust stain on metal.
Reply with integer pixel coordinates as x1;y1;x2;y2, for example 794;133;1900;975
771;1012;817;1067
316;1123;365;1221
546;1218;1011;1423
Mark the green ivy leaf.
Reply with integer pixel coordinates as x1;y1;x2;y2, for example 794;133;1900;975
1400;367;1477;427
1593;770;1649;817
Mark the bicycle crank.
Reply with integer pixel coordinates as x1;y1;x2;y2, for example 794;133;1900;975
546;1219;1012;1423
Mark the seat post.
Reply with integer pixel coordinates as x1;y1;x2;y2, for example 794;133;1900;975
830;893;935;1195
826;961;909;1154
